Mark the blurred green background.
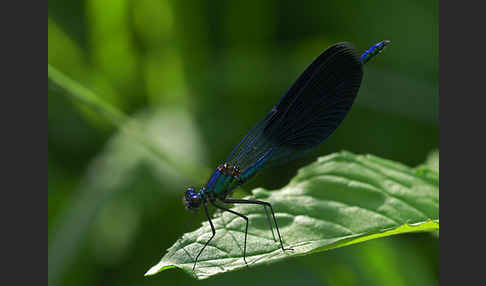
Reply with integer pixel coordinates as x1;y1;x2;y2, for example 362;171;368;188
48;0;438;285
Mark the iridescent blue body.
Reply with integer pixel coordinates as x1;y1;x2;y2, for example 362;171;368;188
360;40;391;64
188;149;273;204
182;40;390;271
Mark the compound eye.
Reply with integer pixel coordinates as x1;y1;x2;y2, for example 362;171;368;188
183;187;202;211
185;187;195;196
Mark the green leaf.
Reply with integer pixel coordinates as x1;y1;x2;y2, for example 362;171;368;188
48;64;211;183
414;149;439;184
145;151;439;279
423;149;439;174
48;64;128;127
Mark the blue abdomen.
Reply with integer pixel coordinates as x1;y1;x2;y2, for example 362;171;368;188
360;40;390;64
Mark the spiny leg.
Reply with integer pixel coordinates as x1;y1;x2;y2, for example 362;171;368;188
222;198;293;251
210;200;249;267
193;201;215;271
263;205;276;241
230;175;275;242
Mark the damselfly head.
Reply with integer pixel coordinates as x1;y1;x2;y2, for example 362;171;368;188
183;187;202;211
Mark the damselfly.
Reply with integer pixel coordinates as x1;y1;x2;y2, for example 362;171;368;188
183;40;390;270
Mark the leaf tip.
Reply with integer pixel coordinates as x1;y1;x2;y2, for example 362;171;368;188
144;265;159;276
144;263;177;277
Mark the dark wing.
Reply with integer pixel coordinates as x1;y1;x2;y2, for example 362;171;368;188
226;42;363;177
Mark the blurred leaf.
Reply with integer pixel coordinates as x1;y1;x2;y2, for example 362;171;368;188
132;0;174;45
48;108;208;286
48;64;128;126
48;18;86;79
146;151;439;279
87;0;138;88
48;19;123;131
143;49;189;106
48;65;209;182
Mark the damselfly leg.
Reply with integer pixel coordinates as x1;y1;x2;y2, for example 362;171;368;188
222;198;293;252
210;200;249;267
193;201;215;271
